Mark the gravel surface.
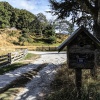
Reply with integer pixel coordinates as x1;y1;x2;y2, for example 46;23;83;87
15;51;66;100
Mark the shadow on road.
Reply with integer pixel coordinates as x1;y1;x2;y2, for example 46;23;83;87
15;63;62;100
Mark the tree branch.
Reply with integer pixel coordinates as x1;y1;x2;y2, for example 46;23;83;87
77;0;96;16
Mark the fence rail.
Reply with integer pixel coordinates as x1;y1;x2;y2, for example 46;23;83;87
11;49;28;63
0;54;11;67
0;49;28;67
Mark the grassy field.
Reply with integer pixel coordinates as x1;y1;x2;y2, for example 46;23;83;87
46;63;100;100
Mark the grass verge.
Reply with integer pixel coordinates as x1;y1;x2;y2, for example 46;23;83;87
46;63;100;100
24;53;40;60
0;63;27;75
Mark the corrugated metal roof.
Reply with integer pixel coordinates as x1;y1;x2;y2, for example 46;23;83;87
58;26;100;52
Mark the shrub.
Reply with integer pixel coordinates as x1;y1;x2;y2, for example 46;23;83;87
47;36;56;44
27;37;33;43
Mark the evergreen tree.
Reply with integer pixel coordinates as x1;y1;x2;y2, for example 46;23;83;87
49;0;100;40
37;13;48;36
43;24;55;37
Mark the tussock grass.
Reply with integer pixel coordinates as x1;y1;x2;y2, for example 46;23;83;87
46;63;100;100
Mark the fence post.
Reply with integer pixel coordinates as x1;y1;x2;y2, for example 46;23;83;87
42;45;43;51
24;49;28;56
8;53;11;64
49;46;50;51
55;46;57;51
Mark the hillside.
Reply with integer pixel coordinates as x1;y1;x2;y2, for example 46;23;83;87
0;28;21;46
0;1;69;47
0;28;69;46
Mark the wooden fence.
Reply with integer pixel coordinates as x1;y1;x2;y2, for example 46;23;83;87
0;53;11;67
0;49;28;67
11;49;28;63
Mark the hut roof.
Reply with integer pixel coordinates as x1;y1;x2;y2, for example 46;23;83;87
58;26;100;52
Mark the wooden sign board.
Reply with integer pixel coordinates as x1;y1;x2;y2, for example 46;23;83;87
58;26;100;69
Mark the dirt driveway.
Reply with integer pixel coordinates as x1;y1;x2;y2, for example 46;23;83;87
14;51;66;100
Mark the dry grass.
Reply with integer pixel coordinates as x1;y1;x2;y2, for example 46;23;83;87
0;29;21;47
0;28;69;48
46;63;100;100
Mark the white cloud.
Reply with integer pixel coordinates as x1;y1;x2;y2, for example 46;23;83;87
18;0;35;11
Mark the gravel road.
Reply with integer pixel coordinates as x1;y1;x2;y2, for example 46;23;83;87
15;51;66;100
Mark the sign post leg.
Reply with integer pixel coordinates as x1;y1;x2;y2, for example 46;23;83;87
75;69;82;99
90;67;97;79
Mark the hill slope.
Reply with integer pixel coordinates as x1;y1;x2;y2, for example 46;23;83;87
0;28;21;46
0;29;69;46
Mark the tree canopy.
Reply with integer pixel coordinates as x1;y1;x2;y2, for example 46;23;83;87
54;19;74;34
0;2;48;36
49;0;100;40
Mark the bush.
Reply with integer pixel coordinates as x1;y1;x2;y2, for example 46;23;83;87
47;36;56;44
22;28;29;33
27;37;33;43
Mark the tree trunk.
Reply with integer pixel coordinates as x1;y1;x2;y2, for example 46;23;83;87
93;21;100;40
93;0;100;40
92;1;100;79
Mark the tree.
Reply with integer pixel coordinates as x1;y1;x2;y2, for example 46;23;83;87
43;24;55;37
54;19;74;34
37;13;48;36
42;24;56;44
49;0;100;40
30;17;41;34
37;13;47;24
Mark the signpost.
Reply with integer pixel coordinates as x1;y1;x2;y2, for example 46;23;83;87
58;26;100;99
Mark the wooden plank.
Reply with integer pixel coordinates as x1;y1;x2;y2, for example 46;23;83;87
0;54;8;58
0;58;8;62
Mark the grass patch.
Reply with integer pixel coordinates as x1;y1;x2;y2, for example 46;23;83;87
24;53;40;60
46;63;100;100
0;63;27;75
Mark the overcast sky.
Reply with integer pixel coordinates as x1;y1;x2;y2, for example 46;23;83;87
0;0;56;20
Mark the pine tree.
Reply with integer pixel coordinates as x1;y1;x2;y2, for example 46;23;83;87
49;0;100;40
